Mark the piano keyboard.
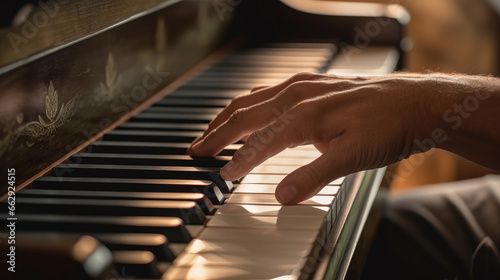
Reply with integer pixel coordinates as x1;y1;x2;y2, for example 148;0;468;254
1;43;396;280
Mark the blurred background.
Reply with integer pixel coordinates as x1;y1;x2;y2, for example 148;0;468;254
314;0;500;193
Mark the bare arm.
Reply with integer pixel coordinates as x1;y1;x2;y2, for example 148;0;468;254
188;72;500;204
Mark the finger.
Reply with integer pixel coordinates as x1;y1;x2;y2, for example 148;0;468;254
188;88;271;149
189;85;314;157
275;140;353;205
189;102;279;156
220;115;304;181
189;72;323;148
190;79;334;157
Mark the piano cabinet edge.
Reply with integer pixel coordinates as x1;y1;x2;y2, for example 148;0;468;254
314;168;386;280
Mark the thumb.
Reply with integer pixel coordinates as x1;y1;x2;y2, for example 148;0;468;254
275;145;351;205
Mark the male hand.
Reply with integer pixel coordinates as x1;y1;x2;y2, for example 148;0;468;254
187;72;499;204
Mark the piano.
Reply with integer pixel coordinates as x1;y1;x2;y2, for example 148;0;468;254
0;0;408;279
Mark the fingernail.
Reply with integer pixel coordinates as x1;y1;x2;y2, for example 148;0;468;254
220;161;236;180
276;185;297;205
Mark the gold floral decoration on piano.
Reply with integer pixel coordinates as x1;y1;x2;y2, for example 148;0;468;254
0;81;77;155
94;53;121;103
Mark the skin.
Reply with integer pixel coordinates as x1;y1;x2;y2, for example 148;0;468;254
187;72;500;205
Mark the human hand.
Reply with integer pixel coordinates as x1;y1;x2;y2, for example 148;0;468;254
187;72;496;204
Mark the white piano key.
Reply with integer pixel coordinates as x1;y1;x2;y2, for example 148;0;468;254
240;174;344;185
207;215;325;231
169;243;188;257
215;204;329;217
326;46;399;76
183;239;313;256
164;264;300;280
321;186;340;195
225;193;335;206
198;228;320;244
274;149;321;158
173;251;306;266
234;184;340;196
249;165;300;174
261;157;314;166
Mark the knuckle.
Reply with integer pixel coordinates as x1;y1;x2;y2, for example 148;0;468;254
249;127;268;142
289;80;312;89
334;79;357;88
243;130;267;151
228;107;248;124
224;95;249;115
228;94;245;108
277;80;317;102
290;72;320;82
244;132;259;146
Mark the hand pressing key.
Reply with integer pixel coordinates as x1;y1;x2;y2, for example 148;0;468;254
187;72;500;205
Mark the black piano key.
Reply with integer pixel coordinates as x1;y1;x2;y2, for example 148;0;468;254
95;233;175;262
112;251;162;279
17;188;215;215
143;106;221;115
86;141;238;156
202;66;318;75
235;45;336;56
32;177;225;205
192;71;292;80
130;113;213;123
103;130;200;143
212;59;324;69
236;44;335;53
70;153;230;168
185;77;288;89
183;80;264;90
2;197;206;224
188;77;285;85
4;214;192;243
223;53;329;63
116;122;208;131
168;89;247;99
52;164;234;193
154;98;229;107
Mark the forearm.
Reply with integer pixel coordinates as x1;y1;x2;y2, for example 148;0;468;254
421;75;500;171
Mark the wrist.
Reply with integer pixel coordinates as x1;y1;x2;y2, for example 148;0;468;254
407;74;482;154
425;75;500;154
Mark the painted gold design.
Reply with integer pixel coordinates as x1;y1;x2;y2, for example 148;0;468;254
0;81;77;155
95;53;120;103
